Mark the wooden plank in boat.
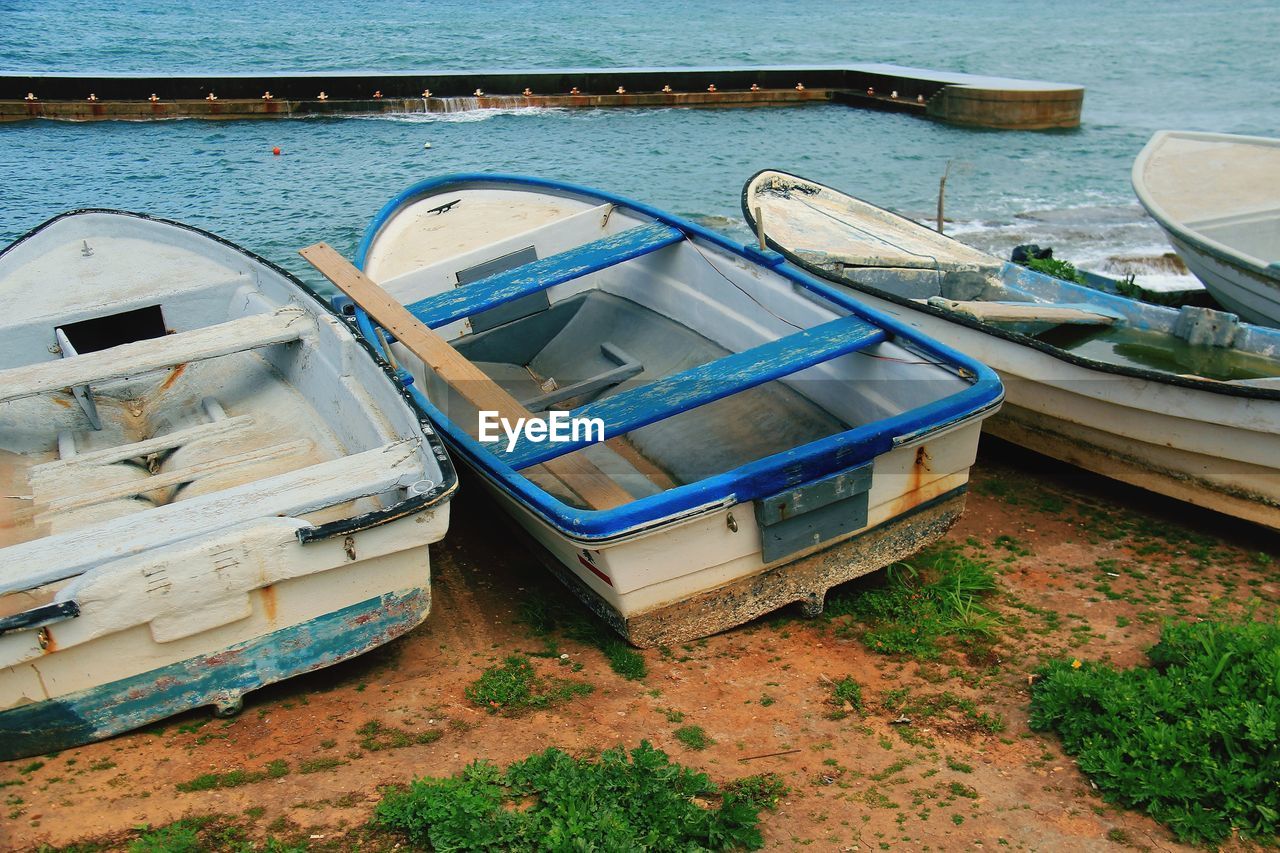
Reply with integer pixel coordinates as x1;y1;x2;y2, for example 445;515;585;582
923;297;1120;326
300;242;634;511
30;414;256;474
501;315;888;469
405;221;684;329
35;438;314;516
0;439;425;596
0;307;312;402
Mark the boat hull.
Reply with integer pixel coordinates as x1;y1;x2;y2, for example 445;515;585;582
829;284;1280;528
454;420;981;647
0;506;448;761
1161;229;1280;328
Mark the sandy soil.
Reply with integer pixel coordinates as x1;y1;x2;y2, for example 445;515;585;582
2;438;1277;852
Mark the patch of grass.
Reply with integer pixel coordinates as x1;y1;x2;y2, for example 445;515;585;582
824;675;864;720
175;760;289;793
465;654;593;715
1030;615;1280;844
726;773;789;812
375;742;764;850
674;725;714;751
128;817;212;853
18;761;43;774
356;720;442;751
945;758;973;774
828;546;999;659
519;595;648;680
299;756;348;774
124;815;304;853
882;688;1005;734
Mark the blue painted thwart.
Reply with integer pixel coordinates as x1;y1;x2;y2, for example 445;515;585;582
0;589;428;762
354;174;1004;542
409;221;684;329
496;314;888;469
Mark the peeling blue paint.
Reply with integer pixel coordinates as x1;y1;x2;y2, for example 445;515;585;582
406;221;684;329
0;588;428;762
497;314;887;469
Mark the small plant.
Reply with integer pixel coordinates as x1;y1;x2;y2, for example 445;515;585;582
1030;616;1280;844
674;725;714;751
129;818;208;853
17;761;42;775
824;675;864;720
299;756;347;774
375;742;763;850
465;654;592;715
175;760;289;792
1024;255;1085;285
829;545;999;659
520;595;648;680
726;773;789;811
356;720;442;751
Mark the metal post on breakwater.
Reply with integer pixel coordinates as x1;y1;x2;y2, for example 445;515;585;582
0;64;1084;130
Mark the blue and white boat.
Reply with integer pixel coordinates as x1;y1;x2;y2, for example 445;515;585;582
305;174;1003;646
744;169;1280;530
0;210;457;761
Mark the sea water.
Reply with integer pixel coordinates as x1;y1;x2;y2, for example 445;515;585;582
1;0;1278;294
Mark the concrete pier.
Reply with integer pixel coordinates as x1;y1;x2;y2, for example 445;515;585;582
0;64;1083;130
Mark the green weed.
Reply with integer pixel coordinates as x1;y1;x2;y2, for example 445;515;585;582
375;742;764;850
356;720;442;751
1030;616;1280;843
174;760;289;793
725;773;789;811
828;546;999;658
674;725;715;751
519;596;648;680
465;654;592;714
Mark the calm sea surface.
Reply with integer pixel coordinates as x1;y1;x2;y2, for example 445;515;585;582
2;0;1278;290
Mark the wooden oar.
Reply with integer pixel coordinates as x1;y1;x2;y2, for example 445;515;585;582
299;242;633;511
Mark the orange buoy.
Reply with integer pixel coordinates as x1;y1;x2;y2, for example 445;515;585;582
272;146;281;156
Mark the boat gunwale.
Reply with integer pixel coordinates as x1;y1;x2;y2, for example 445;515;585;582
1131;130;1280;286
743;168;1280;402
353;172;1003;541
0;208;460;543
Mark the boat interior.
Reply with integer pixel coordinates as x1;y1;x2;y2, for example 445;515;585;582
0;213;439;608
745;172;1280;385
364;185;979;510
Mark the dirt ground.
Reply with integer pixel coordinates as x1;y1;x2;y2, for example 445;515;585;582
2;438;1278;852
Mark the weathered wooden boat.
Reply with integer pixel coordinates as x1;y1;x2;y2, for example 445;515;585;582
299;173;1003;647
1133;130;1280;328
744;169;1280;530
0;210;457;761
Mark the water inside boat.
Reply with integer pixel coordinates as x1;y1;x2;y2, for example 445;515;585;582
1035;324;1280;381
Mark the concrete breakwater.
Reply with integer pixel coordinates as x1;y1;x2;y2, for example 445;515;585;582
0;64;1083;130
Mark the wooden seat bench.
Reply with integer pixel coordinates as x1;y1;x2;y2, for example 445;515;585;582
0;307;312;402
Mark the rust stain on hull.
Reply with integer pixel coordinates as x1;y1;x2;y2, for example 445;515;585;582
159;362;187;392
259;584;278;624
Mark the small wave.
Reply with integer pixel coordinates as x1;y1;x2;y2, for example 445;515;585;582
345;105;569;123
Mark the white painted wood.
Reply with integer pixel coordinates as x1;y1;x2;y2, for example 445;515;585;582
924;297;1118;325
0;307;312;401
30;414;255;474
34;438;314;515
0;438;425;595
